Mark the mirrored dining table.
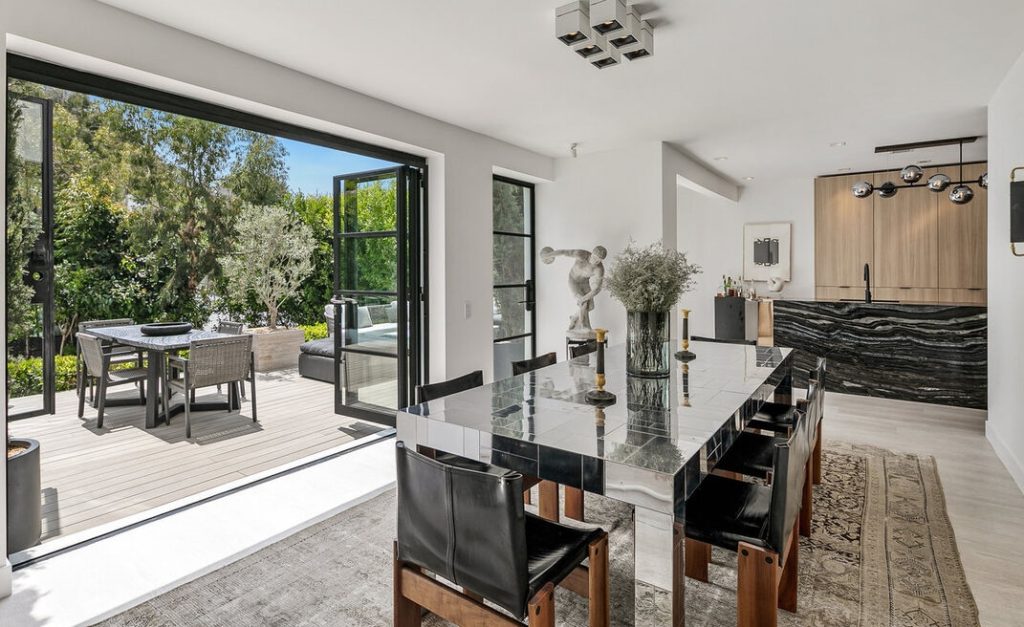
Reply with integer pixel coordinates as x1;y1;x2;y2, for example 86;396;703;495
87;324;241;428
396;340;793;626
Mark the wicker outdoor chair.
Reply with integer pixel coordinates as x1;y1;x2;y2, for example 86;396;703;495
163;335;256;438
77;318;144;402
214;320;247;400
77;332;155;428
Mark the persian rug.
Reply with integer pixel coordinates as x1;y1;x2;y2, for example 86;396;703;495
100;442;977;627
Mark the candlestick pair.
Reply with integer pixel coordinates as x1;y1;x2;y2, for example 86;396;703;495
584;328;617;407
675;308;696;362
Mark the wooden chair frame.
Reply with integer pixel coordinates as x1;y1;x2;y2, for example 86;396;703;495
394;532;609;627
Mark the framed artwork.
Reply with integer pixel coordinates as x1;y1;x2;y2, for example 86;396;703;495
743;222;791;281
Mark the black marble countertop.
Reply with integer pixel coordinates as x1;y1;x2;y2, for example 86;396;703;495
772;299;986;409
771;298;986;308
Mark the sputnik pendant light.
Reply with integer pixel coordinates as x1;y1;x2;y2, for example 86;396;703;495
850;137;987;205
555;1;655;68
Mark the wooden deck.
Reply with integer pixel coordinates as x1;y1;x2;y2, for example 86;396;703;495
7;368;386;545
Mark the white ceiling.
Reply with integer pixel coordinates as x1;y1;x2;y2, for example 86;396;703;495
98;0;1024;183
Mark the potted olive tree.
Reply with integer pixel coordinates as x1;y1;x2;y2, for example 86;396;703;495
220;205;315;372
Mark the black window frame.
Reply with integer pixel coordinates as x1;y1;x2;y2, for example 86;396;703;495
492;175;537;364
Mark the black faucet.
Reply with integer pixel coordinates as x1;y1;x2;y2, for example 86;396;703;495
863;263;872;304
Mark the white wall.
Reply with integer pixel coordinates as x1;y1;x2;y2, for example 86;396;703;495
986;49;1024;493
0;0;10;597
535;143;664;355
677;177;814;338
535;142;738;355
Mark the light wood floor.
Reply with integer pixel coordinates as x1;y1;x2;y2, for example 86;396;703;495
826;391;1024;627
7;369;385;545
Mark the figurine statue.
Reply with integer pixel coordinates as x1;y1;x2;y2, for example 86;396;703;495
767;275;785;293
541;245;607;340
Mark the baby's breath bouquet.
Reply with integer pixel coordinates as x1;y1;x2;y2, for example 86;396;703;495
605;242;701;311
606;242;701;377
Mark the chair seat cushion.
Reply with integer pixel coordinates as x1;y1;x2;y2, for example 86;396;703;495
747;401;799;432
107;367;148;383
715;431;778;479
685;474;771;551
299;338;335;358
525;513;603;600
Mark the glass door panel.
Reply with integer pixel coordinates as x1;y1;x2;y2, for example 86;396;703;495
492;177;535;379
333;166;422;423
6;95;55;419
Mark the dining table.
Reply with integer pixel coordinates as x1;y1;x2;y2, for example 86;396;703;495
88;324;240;428
396;339;793;626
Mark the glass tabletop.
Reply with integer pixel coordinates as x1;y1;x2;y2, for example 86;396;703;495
87;324;236;351
400;341;791;476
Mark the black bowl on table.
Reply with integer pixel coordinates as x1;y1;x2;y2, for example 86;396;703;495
140;322;193;336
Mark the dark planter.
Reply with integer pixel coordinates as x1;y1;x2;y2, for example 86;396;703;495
7;438;42;553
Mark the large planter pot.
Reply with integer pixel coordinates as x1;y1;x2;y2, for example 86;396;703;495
626;310;671;377
250;327;305;373
7;438;41;553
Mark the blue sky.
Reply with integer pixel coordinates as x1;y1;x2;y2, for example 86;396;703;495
279;138;396;196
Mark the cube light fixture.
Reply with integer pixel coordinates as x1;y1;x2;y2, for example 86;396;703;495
555;1;591;46
590;0;628;35
556;1;655;68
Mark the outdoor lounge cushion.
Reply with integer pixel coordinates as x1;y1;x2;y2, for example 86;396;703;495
357;306;373;328
300;338;335;358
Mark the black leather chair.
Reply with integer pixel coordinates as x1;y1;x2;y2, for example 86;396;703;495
511;352;557;376
683;400;816;626
509;351;569;520
394;442;609;626
416;370;484;403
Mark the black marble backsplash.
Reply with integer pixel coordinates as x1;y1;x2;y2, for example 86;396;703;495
773;300;987;409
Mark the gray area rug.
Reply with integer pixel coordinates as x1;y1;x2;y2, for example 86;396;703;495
100;442;978;626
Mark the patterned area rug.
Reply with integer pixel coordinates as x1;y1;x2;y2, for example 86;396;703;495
100;442;977;627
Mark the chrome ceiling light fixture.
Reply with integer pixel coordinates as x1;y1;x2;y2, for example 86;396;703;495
556;1;655;68
850;137;987;205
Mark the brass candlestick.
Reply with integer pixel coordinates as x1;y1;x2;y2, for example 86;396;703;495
675;308;696;362
585;328;616;407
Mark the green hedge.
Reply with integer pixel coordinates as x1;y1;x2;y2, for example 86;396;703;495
299;323;328;342
7;354;143;398
7;355;78;398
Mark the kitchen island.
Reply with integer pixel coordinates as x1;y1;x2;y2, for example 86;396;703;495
772;299;987;409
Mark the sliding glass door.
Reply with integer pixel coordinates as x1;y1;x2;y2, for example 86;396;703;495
492;176;536;381
6;94;55;419
332;166;425;424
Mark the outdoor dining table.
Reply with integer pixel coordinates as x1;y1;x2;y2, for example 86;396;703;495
396;340;793;626
87;324;240;429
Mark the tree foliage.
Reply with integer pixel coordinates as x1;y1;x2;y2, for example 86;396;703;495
220;205;316;329
5;92;43;345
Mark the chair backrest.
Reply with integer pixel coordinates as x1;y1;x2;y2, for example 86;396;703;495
78;318;134;333
216;320;245;335
77;332;107;377
416;370;484;403
569;341;598;359
766;380;817;553
511;351;557;376
395;442;530;618
187;335;253;388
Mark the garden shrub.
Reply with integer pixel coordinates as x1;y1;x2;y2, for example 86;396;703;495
300;323;328;342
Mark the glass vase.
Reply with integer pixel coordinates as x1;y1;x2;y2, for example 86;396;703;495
626;310;670;377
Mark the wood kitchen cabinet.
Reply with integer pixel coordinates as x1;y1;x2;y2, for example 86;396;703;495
937;162;987;291
814;174;874;288
872;169;938;289
814;163;986;305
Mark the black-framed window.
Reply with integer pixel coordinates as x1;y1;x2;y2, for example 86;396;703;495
492;176;536;380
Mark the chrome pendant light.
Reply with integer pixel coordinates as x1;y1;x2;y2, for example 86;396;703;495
851;138;986;205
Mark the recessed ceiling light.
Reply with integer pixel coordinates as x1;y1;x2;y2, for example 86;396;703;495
837;167;852;172
713;156;728;161
830;141;847;148
742;176;755;181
